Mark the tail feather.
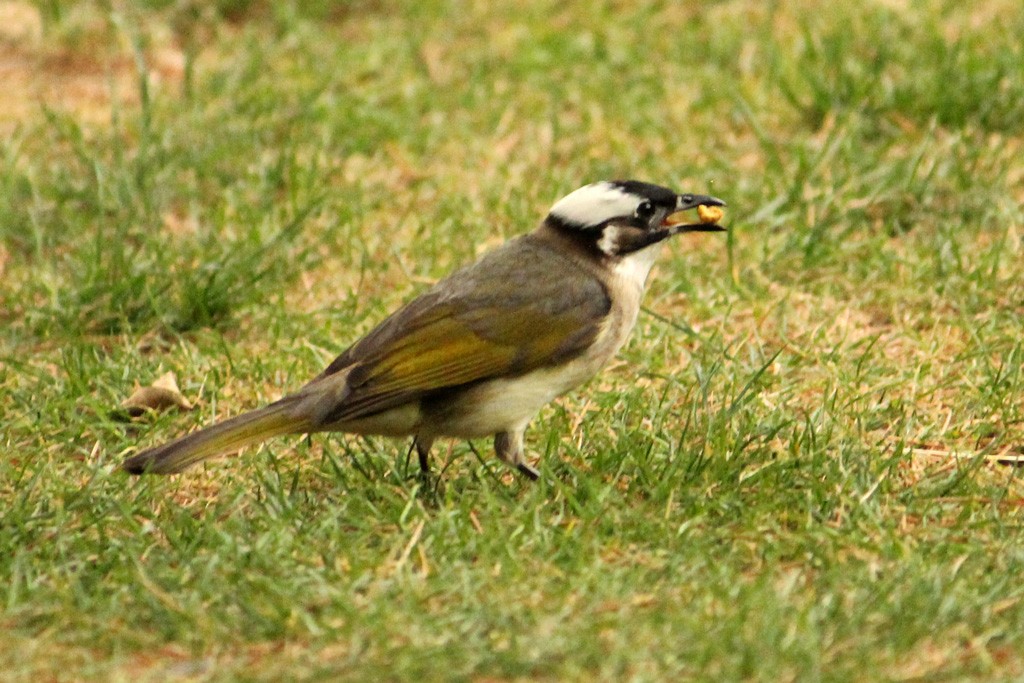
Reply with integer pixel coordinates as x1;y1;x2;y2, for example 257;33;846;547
122;399;310;475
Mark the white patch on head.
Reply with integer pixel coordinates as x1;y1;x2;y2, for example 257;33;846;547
612;242;662;290
549;182;642;229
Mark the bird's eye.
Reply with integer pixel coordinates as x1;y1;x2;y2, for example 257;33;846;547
681;194;694;204
635;200;654;220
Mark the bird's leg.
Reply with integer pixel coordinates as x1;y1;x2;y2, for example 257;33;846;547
414;437;434;475
494;429;539;481
403;440;416;474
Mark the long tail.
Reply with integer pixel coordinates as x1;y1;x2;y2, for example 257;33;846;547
122;398;311;475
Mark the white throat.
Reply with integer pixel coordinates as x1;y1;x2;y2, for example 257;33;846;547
612;242;661;290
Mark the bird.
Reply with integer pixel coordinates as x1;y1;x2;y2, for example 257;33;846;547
122;180;726;480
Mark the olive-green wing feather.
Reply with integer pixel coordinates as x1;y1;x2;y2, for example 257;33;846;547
306;236;610;426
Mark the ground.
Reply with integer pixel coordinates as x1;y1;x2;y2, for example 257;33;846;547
2;0;1024;680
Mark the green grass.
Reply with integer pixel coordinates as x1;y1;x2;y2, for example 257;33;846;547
3;0;1024;680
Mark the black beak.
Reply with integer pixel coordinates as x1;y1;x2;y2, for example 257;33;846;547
675;194;726;212
670;223;727;234
663;193;728;234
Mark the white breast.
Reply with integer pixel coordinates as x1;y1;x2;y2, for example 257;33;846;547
428;359;597;438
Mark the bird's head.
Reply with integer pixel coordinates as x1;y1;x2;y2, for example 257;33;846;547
545;180;726;260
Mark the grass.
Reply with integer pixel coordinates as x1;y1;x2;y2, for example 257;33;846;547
2;0;1024;679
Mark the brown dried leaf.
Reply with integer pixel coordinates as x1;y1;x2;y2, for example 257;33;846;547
121;372;193;417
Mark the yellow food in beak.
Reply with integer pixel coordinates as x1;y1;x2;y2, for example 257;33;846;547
663;204;725;227
697;204;724;224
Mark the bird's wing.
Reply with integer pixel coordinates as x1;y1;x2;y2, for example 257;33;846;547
304;237;610;425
